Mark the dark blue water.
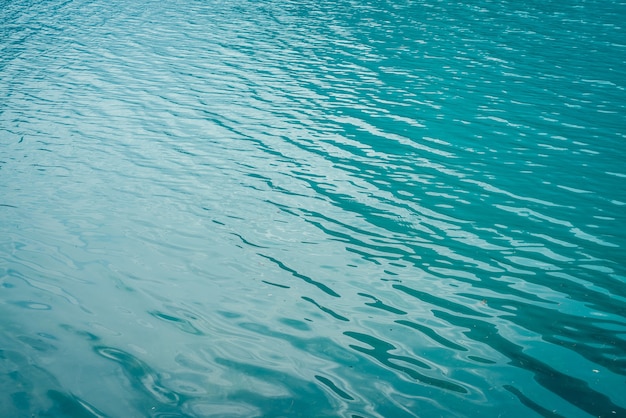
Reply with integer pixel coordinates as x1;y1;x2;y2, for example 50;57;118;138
1;0;625;416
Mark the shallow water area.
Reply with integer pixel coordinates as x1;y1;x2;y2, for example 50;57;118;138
1;0;626;417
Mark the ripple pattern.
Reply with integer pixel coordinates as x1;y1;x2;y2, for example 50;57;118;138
1;0;625;416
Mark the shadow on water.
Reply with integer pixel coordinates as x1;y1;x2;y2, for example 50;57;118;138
213;357;335;418
392;280;626;416
0;349;105;418
433;310;626;418
458;293;626;376
94;346;190;417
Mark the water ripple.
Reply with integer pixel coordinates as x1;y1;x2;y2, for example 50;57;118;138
2;0;625;416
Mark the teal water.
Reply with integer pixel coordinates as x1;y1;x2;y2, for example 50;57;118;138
1;0;625;416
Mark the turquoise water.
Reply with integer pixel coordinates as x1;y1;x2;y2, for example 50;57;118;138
1;0;625;416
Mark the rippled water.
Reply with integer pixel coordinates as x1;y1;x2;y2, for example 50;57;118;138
1;0;626;416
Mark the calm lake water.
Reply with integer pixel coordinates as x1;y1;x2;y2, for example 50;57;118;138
1;0;625;416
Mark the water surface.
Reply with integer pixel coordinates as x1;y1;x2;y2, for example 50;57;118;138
1;0;625;416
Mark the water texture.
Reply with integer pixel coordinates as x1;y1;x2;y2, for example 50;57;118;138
1;0;625;416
